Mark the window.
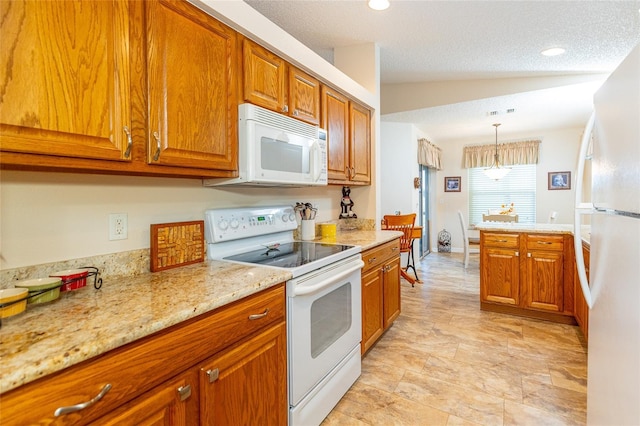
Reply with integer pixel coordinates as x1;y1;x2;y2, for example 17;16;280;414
468;164;536;225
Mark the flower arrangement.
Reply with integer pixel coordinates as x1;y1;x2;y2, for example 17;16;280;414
500;203;515;215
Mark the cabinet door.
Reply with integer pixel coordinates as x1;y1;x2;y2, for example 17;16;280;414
525;250;564;312
322;86;350;181
0;0;131;161
147;0;238;170
361;267;384;355
289;67;320;125
383;256;401;329
241;39;286;113
99;370;198;425
481;247;520;306
349;101;371;184
199;322;287;426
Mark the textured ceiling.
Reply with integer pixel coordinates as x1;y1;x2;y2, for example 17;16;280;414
244;0;640;141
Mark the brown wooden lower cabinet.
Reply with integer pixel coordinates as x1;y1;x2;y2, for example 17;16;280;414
361;238;401;355
0;284;287;425
480;231;576;324
574;241;590;341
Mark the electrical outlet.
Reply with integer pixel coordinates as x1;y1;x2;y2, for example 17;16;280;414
109;213;128;240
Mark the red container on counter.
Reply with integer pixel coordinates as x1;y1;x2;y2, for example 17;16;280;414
49;269;89;291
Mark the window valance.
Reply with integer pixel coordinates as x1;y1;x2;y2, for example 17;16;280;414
417;138;442;170
463;140;541;168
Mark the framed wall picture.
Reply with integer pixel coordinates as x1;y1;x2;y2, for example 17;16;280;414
548;171;571;190
444;176;461;192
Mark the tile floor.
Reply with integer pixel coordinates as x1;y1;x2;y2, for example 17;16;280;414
323;252;588;426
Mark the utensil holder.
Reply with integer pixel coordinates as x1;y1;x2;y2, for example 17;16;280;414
301;220;316;241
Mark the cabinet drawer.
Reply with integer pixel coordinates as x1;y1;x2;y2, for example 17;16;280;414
362;239;400;273
482;232;519;248
527;234;564;251
0;284;285;425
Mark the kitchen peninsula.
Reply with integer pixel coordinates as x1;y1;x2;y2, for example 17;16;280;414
475;222;590;335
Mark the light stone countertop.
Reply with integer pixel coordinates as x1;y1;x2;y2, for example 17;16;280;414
316;229;404;250
0;260;292;394
0;229;399;394
474;223;591;246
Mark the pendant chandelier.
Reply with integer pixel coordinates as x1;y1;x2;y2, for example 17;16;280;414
483;123;511;180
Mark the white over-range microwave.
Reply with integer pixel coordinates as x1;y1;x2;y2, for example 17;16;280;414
203;103;327;187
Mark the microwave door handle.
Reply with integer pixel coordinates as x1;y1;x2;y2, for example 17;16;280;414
311;140;321;182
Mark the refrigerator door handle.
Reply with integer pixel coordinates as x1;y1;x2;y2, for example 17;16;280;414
574;111;595;309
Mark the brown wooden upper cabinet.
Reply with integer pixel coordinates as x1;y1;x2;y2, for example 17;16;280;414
146;0;238;171
321;86;371;185
0;0;133;162
241;38;320;126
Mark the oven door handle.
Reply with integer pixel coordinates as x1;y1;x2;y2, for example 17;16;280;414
293;261;364;296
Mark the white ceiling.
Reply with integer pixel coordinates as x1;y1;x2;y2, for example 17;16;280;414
244;0;640;142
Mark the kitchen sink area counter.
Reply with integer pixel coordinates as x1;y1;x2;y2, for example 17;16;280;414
0;260;291;394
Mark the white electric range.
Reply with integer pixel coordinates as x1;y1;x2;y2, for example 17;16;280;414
204;206;363;426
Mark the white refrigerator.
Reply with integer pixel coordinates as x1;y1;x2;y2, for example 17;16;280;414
575;43;640;425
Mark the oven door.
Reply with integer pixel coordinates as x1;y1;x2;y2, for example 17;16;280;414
287;255;363;406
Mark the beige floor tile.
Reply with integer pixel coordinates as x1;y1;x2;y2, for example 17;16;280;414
395;370;505;425
322;252;587;426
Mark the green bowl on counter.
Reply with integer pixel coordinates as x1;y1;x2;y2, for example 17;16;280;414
15;277;62;304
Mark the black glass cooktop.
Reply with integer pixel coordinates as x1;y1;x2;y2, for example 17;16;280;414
224;242;354;269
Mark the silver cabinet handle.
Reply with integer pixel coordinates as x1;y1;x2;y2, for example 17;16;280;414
527;253;532;257
54;383;112;417
282;105;289;113
493;239;508;243
391;247;399;251
177;385;191;402
248;308;269;320
368;257;377;263
293;109;299;116
350;168;356;178
515;251;519;257
537;241;553;245
123;126;133;158
152;131;161;161
206;368;219;383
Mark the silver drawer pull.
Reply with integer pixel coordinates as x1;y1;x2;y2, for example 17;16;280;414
152;131;161;161
123;126;133;158
54;383;112;416
368;257;377;263
391;247;398;251
528;253;532;257
248;308;269;320
537;241;553;245
177;384;191;401
493;239;508;243
206;368;219;383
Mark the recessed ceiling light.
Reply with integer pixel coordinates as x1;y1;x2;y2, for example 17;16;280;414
368;0;390;11
541;47;566;57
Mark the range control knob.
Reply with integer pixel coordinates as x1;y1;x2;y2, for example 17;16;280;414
218;219;229;231
289;213;296;222
230;219;239;229
282;214;289;222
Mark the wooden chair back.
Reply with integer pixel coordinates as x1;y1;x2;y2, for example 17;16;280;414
382;214;416;252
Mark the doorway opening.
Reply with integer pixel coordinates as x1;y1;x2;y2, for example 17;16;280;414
418;165;430;258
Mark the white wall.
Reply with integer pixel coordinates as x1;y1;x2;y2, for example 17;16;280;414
379;122;419;217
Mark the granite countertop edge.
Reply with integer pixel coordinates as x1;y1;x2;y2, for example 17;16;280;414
0;230;398;394
474;223;591;245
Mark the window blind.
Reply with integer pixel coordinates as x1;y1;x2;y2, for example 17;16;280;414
468;165;536;226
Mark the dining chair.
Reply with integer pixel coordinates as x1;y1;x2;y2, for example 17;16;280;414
482;214;518;223
458;211;480;269
382;213;419;287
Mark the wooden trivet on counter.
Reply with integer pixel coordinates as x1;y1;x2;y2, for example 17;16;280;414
150;220;205;272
